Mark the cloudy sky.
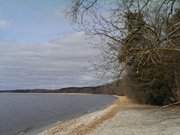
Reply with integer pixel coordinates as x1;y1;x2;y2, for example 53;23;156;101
0;0;108;90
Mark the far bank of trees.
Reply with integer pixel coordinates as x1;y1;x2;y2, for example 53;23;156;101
70;0;180;105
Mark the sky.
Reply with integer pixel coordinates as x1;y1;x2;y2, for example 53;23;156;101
0;0;109;90
0;0;74;43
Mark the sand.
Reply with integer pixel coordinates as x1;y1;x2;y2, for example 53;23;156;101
37;96;180;135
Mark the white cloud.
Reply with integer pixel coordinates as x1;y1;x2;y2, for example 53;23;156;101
50;32;86;45
0;19;11;29
0;32;108;89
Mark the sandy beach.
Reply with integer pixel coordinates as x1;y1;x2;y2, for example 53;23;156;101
37;96;180;135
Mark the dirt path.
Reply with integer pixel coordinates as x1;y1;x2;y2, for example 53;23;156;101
90;101;180;135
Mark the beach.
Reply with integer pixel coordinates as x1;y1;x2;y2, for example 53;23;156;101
37;96;180;135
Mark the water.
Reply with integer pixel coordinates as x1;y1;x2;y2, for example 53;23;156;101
0;93;116;135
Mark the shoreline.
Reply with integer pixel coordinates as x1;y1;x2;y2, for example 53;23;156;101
20;93;118;135
26;94;118;135
0;82;124;96
36;96;180;135
0;93;116;135
35;96;125;135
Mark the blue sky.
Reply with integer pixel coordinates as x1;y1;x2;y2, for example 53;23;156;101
0;0;74;43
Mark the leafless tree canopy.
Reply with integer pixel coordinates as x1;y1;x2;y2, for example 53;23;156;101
70;0;180;105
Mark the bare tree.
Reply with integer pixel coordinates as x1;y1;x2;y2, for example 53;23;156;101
70;0;180;105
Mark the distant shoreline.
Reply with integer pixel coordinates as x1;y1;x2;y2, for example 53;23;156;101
0;84;124;96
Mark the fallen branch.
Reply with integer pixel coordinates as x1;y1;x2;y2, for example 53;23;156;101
161;101;180;109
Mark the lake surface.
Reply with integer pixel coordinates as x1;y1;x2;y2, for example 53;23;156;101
0;93;116;135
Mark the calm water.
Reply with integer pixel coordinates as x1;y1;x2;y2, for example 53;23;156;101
0;93;116;135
